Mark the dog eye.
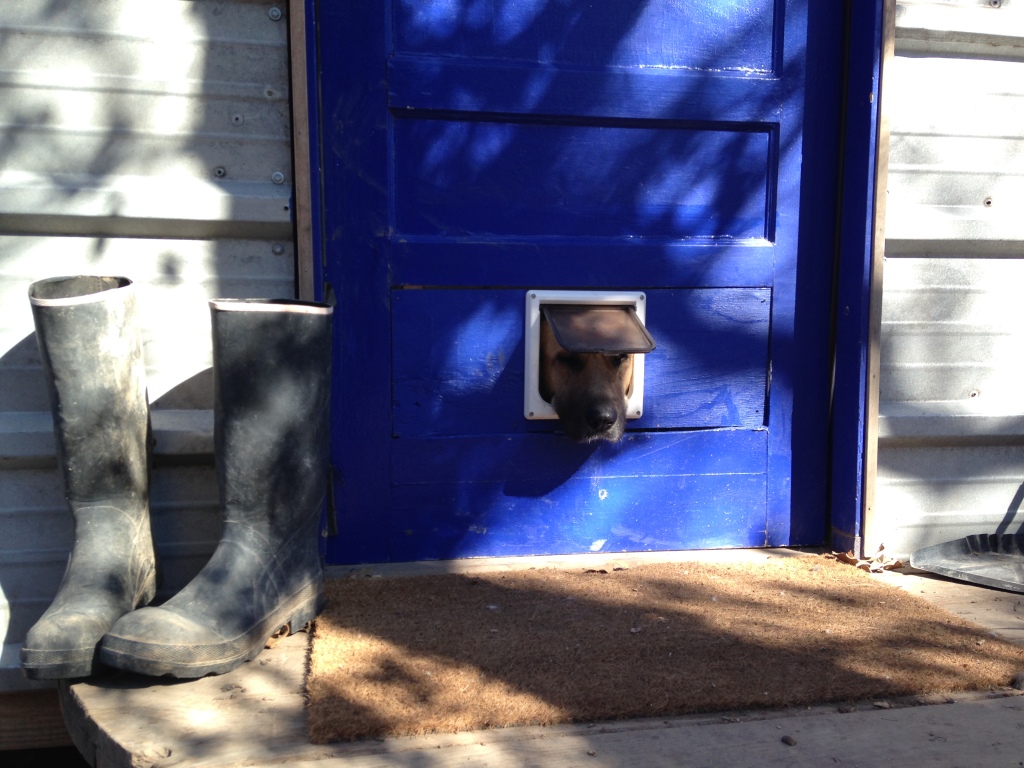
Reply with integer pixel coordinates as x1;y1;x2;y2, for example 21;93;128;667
611;354;629;367
555;353;584;372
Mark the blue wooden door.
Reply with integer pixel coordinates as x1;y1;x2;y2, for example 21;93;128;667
314;1;845;564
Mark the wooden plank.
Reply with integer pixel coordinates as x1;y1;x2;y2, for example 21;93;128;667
62;669;1024;768
828;0;889;554
763;1;848;549
393;430;767;485
393;118;770;240
390;472;768;561
387;58;787;122
761;0;813;549
389;431;769;561
0;690;72;750
61;633;312;768
289;0;315;301
230;696;1024;768
392;289;770;437
391;238;775;289
0;235;294;412
317;1;393;566
390;3;775;73
862;0;897;557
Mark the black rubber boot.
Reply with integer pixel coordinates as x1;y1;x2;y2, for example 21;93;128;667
20;276;157;680
100;298;333;678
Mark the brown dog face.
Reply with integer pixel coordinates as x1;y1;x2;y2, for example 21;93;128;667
539;316;633;443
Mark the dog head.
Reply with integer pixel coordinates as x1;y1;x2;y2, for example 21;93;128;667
539;315;633;443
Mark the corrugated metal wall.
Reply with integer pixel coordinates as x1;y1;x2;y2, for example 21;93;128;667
0;1;296;690
872;0;1024;557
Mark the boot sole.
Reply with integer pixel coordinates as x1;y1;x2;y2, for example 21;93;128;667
99;580;321;678
20;646;99;680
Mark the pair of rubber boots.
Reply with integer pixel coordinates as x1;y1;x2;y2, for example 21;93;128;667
20;276;333;680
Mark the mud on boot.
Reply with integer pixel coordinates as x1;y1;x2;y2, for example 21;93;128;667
21;276;157;680
100;298;332;678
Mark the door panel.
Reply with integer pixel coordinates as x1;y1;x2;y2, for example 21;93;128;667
394;118;771;239
391;1;776;73
392;288;770;437
390;430;769;561
315;0;844;564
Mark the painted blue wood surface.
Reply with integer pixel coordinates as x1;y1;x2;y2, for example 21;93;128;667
316;1;393;564
391;239;775;289
392;473;769;561
311;0;850;564
390;431;768;561
392;1;776;73
830;0;888;553
779;1;847;547
392;429;766;485
392;288;770;437
394;119;770;239
389;61;790;124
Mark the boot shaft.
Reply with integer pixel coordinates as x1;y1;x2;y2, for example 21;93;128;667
210;299;332;531
29;276;149;507
22;276;156;680
97;297;332;679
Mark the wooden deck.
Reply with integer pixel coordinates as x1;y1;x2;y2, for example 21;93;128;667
60;551;1024;768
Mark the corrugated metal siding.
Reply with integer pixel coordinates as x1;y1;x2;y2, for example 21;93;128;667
872;0;1024;557
0;1;296;690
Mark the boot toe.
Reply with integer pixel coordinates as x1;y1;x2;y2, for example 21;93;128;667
103;604;226;652
101;606;242;678
21;610;113;679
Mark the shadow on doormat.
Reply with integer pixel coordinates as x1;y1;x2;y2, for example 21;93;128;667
306;554;1024;743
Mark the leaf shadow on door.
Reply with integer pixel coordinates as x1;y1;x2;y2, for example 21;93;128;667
325;0;845;561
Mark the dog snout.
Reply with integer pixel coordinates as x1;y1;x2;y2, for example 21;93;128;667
586;403;618;435
552;388;627;443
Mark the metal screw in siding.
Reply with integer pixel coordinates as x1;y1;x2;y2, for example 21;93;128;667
268;7;283;21
272;243;285;256
231;114;244;126
271;171;285;184
213;166;226;178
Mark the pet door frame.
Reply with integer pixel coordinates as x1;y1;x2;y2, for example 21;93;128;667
524;290;648;421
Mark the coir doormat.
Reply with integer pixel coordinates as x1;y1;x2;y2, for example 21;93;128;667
306;555;1024;743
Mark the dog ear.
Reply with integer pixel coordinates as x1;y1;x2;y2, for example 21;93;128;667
617;353;634;395
539;371;554;404
538;316;557;403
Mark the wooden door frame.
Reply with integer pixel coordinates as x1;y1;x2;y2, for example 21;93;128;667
292;0;892;558
829;0;894;556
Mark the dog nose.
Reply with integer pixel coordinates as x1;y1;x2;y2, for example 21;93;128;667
586;404;617;433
